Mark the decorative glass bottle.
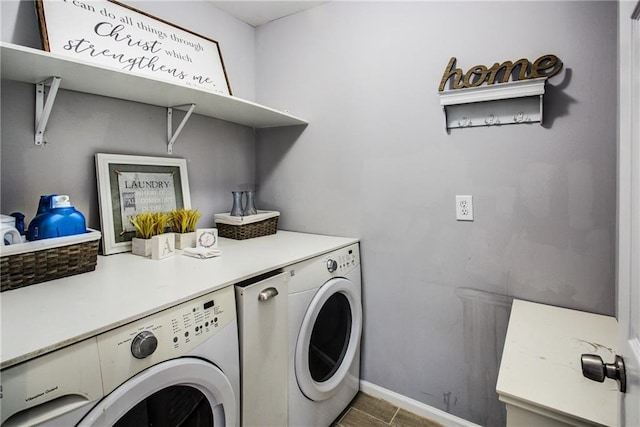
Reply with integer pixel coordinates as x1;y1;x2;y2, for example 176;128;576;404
244;191;257;215
230;191;244;216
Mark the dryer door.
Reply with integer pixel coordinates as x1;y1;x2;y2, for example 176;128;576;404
78;358;237;426
295;277;362;402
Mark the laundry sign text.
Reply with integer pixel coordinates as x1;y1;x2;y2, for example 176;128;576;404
438;54;563;92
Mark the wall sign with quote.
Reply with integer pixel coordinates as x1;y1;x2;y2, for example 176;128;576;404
438;54;564;131
36;0;232;95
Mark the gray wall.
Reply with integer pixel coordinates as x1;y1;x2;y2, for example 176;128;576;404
1;0;256;229
1;1;618;426
255;2;617;425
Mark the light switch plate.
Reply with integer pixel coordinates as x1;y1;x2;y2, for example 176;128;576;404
456;195;474;221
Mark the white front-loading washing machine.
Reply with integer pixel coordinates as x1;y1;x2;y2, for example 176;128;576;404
287;243;362;427
1;285;240;427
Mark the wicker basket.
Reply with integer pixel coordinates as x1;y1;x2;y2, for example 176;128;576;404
215;211;279;240
1;230;101;292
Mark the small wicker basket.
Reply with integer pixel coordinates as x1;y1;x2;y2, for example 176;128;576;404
0;230;101;292
215;211;279;240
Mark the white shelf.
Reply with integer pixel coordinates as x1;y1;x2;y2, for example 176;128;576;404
0;42;307;129
439;78;546;131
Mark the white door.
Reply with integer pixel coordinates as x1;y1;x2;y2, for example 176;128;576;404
236;272;289;427
618;1;640;425
295;277;362;401
77;358;237;426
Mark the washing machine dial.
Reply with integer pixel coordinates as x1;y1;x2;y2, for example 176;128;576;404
131;331;158;359
326;258;338;273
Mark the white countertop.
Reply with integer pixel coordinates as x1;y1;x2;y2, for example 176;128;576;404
496;299;618;426
0;231;358;369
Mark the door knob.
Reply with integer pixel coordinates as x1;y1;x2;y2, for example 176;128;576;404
581;354;626;393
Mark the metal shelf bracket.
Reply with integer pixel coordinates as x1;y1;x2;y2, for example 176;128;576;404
35;76;62;145
167;103;196;154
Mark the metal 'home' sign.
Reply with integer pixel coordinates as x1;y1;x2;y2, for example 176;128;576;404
438;54;563;91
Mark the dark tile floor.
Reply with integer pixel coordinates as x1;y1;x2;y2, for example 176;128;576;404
332;392;444;427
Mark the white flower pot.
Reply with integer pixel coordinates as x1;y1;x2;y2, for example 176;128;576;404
131;237;152;257
174;232;196;249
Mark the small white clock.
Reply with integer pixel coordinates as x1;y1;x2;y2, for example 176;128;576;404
196;228;218;249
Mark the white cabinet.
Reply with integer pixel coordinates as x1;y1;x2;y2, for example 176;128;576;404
235;271;289;427
497;299;618;426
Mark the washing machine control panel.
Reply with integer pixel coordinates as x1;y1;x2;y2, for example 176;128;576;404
96;285;236;394
131;330;158;359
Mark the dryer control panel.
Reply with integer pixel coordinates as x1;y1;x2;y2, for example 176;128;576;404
96;285;235;394
326;246;359;275
288;243;360;295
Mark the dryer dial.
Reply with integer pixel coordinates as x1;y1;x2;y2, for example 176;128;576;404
131;331;158;359
326;259;338;273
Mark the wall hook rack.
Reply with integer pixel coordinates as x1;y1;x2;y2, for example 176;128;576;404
167;103;196;154
439;77;546;132
35;76;62;146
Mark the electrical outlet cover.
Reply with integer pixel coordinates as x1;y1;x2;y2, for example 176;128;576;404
456;195;474;221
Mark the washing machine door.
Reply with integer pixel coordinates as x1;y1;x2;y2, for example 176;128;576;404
295;277;362;402
78;358;237;426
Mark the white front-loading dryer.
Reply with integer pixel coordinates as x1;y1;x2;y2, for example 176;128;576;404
287;243;362;427
1;285;240;427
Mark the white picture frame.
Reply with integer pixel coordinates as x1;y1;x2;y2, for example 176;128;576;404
196;228;218;249
36;0;232;95
95;153;191;255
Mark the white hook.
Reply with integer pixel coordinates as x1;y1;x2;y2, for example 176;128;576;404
514;112;528;123
458;116;471;127
484;114;499;125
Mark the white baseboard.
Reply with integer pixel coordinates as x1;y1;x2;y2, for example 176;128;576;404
359;380;481;427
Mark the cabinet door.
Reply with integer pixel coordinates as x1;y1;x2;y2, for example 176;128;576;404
235;272;289;427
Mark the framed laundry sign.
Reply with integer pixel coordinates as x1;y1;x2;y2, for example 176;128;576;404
95;153;191;255
36;0;232;95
